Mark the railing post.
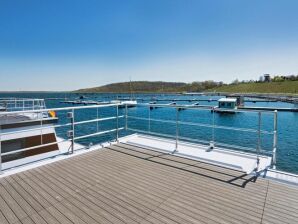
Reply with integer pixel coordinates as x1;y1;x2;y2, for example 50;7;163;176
209;107;215;150
174;107;179;153
0;125;2;174
40;111;43;146
97;107;99;132
148;106;151;132
116;105;119;142
67;109;75;154
272;110;278;169
256;112;261;170
71;109;75;154
125;104;128;130
22;100;24;115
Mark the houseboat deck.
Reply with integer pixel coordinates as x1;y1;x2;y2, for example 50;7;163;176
0;143;297;224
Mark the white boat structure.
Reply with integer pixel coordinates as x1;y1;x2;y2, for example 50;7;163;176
218;97;238;109
0;98;297;224
0;99;63;170
110;99;137;108
212;97;238;113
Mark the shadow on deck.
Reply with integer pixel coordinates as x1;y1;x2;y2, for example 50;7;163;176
107;143;257;188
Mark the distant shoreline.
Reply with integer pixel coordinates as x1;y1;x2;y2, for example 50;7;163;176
0;91;68;93
1;80;298;96
1;91;298;97
75;80;298;95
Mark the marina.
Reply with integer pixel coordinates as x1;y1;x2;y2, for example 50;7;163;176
58;94;298;112
1;93;298;174
0;97;291;175
0;89;298;223
118;97;278;103
2;1;298;223
0;96;297;224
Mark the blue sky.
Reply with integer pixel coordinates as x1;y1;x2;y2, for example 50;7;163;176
0;0;298;91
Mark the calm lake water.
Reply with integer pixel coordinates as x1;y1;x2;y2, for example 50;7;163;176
1;92;298;174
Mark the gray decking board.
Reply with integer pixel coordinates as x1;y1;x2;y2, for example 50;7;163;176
0;150;274;224
0;144;297;224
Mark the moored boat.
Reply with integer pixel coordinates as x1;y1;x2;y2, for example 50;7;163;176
0;99;60;169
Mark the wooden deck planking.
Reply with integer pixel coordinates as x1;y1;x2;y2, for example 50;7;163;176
47;150;185;195
20;148;284;223
41;157;184;223
0;143;297;224
27;170;126;224
12;148;274;223
109;144;264;187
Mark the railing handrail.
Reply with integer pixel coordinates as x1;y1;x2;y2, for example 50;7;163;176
137;103;278;114
0;101;278;172
0;98;45;102
125;103;278;169
0;103;121;115
126;115;274;135
0;103;123;171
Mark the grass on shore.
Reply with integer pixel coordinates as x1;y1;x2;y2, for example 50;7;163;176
209;81;298;94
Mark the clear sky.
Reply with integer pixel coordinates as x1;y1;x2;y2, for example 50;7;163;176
0;0;298;91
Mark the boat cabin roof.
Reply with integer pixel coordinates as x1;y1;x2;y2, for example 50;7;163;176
0;114;32;125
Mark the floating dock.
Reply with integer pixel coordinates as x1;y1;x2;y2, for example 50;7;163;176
120;98;277;103
183;92;298;104
60;98;298;112
239;106;298;112
225;93;298;104
60;100;110;105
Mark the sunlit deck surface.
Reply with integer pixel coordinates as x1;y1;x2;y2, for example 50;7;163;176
0;143;298;224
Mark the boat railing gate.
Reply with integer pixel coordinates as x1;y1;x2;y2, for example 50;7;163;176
0;103;123;172
0;98;46;112
124;103;278;170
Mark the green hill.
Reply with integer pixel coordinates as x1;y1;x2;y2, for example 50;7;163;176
76;81;186;93
76;81;220;93
209;81;298;94
76;80;298;94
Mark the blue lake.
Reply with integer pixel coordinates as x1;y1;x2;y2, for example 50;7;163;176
1;92;298;174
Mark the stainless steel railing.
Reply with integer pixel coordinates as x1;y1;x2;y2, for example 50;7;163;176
0;98;46;112
124;103;278;169
0;103;123;171
0;102;278;172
